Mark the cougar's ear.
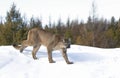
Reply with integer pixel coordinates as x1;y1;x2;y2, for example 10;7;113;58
63;39;65;42
68;38;71;43
60;35;65;42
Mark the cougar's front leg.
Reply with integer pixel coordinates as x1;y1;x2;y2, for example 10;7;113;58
62;48;73;64
47;47;55;63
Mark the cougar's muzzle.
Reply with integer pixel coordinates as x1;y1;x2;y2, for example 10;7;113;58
64;38;71;48
67;43;71;48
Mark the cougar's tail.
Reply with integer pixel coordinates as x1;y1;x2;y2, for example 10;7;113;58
13;44;21;50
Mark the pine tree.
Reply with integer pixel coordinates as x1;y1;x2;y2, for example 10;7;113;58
115;19;120;47
56;17;62;34
4;3;25;44
29;17;42;29
0;20;5;45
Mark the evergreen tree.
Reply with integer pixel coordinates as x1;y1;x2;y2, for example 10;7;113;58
66;17;70;28
4;3;25;44
0;20;5;45
29;17;42;29
115;19;120;47
56;17;62;34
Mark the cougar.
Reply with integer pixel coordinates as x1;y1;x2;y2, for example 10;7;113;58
13;28;73;64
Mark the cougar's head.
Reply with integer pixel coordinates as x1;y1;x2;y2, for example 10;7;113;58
54;38;71;50
62;38;71;48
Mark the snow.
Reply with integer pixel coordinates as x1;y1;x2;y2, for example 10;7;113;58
0;45;120;78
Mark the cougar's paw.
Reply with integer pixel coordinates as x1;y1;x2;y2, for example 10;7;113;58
33;57;38;60
49;60;56;63
67;61;74;64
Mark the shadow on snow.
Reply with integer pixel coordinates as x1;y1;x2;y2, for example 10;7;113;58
23;49;104;63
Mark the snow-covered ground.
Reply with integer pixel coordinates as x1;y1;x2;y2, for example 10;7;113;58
0;45;120;78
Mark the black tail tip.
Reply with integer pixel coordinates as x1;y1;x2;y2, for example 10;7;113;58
13;43;17;47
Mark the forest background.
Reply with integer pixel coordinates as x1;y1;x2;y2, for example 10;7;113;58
0;3;120;48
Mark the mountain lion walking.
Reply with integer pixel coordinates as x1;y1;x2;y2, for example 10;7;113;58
13;28;73;64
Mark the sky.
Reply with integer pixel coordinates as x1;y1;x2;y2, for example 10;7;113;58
0;0;120;25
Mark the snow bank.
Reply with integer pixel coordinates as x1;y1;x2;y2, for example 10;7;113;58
0;45;120;78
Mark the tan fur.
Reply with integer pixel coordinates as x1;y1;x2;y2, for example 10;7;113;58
13;28;73;64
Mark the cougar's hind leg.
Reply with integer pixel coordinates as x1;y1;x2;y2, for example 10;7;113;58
32;44;40;59
20;40;28;53
20;46;27;53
